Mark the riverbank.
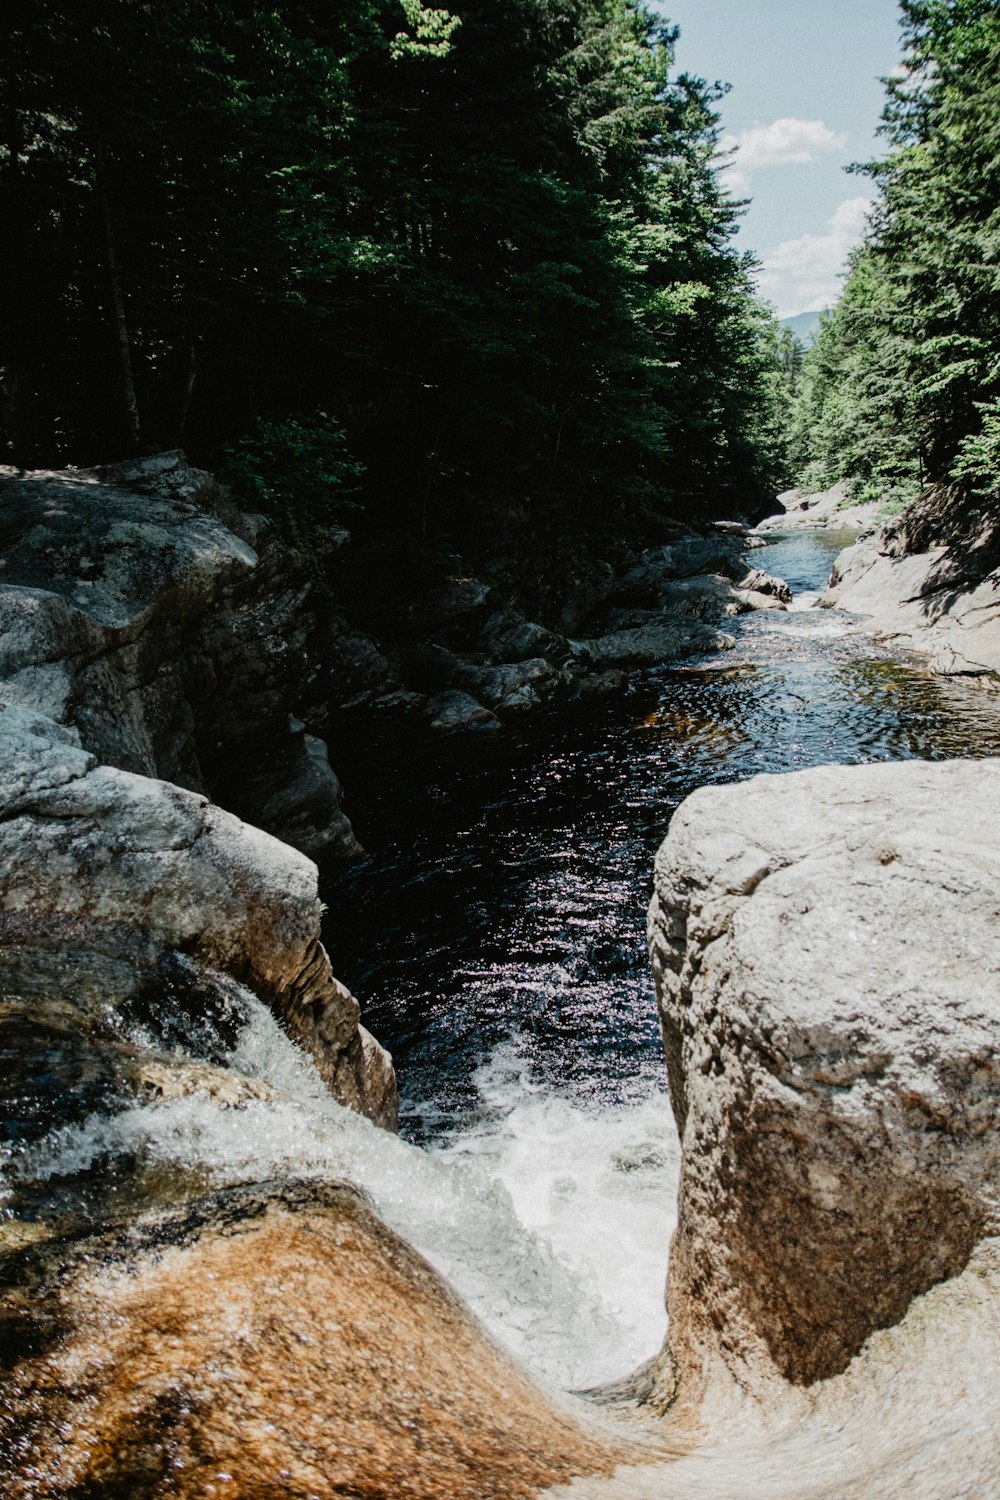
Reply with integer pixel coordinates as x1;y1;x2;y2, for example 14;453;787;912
752;478;884;535
750;475;1000;680
3;483;999;1495
823;495;1000;677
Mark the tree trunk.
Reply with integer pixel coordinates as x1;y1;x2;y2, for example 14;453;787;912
94;137;141;453
0;365;26;461
177;342;200;441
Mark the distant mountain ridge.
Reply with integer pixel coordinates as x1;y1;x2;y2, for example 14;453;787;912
779;308;829;346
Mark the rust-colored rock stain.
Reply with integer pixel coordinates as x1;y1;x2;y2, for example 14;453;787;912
0;1181;639;1499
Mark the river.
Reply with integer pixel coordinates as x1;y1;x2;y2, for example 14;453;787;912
7;528;1000;1396
320;525;1000;1384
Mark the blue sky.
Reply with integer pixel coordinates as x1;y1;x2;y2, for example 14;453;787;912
654;0;904;316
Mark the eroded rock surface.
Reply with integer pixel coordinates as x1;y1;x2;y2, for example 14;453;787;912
825;528;1000;676
0;702;396;1129
0;452;362;860
0;1180;638;1500
646;759;1000;1408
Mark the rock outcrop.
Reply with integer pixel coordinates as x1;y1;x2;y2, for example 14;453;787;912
753;480;883;534
646;759;1000;1442
0;451;362;860
0;701;396;1129
0;1180;639;1499
825;522;1000;676
0;453;396;1127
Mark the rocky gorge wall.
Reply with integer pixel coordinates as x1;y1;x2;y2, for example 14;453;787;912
638;759;1000;1494
822;485;1000;676
0;451;364;861
0;452;401;1131
0;449;790;1130
2;456;996;1497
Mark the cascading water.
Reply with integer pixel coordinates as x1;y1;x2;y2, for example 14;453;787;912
8;526;1000;1399
318;525;1000;1381
1;985;670;1389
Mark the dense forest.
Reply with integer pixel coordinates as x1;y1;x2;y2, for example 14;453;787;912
791;0;1000;534
1;0;790;574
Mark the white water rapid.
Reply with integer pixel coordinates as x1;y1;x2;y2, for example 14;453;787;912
4;990;679;1392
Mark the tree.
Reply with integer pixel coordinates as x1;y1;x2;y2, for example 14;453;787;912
791;0;1000;512
1;0;789;556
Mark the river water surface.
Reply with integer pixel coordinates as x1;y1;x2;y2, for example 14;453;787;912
320;526;1000;1383
7;529;1000;1396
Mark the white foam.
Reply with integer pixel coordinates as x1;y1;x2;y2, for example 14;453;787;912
433;1043;678;1375
12;996;678;1390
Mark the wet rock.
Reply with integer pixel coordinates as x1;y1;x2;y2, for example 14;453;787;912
597;570;788;629
478;614;564;663
671;537;746;580
647;759;1000;1410
735;589;787;612
131;1055;282;1108
405;639;562;717
425;689;500;732
737;568;792;603
657;575;745;620
457;657;556;712
571;623;736;669
0;1180;632;1499
609;541;746;611
0;703;395;1128
0;456;362;861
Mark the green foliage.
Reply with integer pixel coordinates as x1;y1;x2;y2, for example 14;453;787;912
791;0;1000;522
1;0;789;548
391;2;461;59
777;328;805;398
952;397;1000;497
223;414;363;549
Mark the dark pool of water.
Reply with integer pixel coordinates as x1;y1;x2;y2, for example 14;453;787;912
322;529;1000;1139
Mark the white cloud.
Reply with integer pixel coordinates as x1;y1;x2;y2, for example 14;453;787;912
756;196;875;319
719;117;848;192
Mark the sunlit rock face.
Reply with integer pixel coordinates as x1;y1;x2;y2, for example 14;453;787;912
0;702;395;1129
825;532;1000;677
753;480;882;534
647;759;1000;1407
0;1181;633;1500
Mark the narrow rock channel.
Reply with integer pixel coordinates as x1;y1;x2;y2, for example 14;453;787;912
3;519;1000;1496
318;525;1000;1381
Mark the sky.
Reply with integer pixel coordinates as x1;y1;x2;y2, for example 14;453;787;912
654;0;905;317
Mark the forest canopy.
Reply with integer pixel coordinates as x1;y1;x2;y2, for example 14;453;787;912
1;1;790;551
790;0;1000;521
